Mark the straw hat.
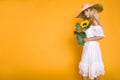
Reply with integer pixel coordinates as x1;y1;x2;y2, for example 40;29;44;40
76;3;103;18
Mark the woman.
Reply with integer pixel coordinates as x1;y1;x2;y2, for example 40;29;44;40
76;3;105;80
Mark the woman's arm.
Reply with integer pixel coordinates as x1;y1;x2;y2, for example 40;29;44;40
84;36;104;42
85;19;104;42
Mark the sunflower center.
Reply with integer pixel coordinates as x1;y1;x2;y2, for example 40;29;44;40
83;23;87;26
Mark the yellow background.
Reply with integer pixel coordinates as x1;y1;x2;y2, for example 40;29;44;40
0;0;120;80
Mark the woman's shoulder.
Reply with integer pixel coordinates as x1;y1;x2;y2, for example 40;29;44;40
91;19;102;27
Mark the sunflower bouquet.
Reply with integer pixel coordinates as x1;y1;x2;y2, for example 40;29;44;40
74;19;91;45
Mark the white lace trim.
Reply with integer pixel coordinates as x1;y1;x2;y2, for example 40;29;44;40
79;62;105;79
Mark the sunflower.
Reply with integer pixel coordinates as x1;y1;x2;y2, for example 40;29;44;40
74;18;91;46
80;20;90;28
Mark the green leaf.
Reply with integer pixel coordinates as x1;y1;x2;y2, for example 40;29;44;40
76;23;83;30
75;33;86;46
79;32;86;38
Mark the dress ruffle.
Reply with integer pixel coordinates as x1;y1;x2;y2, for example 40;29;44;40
79;62;105;80
92;25;105;37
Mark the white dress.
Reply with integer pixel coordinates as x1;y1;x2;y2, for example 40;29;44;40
78;25;105;80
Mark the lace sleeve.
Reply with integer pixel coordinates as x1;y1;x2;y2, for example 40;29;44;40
93;25;105;37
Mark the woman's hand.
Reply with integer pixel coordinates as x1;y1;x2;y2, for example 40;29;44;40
84;38;90;42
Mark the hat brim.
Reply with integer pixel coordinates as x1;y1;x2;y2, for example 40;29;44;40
75;3;103;18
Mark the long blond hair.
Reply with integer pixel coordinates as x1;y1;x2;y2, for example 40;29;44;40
89;8;102;26
81;7;102;27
